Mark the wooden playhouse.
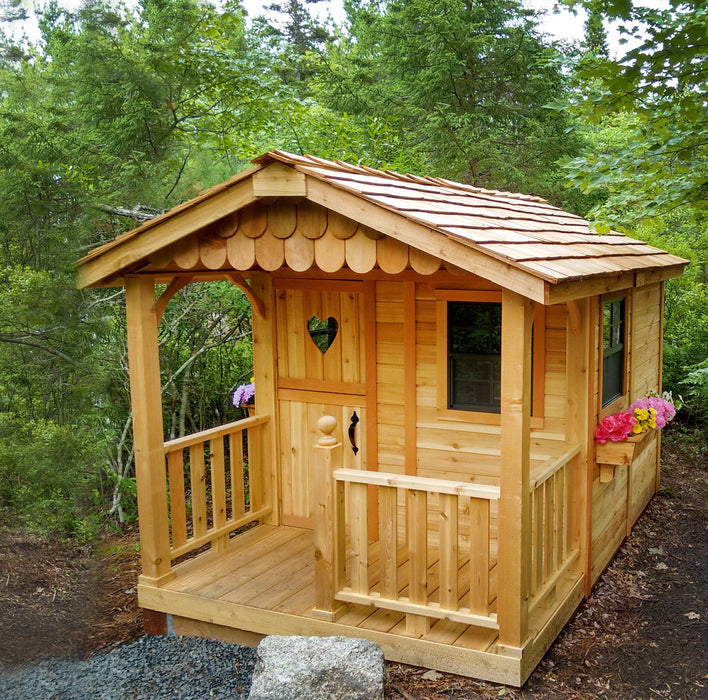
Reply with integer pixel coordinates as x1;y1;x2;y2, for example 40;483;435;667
76;151;687;686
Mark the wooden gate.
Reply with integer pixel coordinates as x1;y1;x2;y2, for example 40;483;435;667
275;280;368;528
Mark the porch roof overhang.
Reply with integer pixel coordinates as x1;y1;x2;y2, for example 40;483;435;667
76;150;688;304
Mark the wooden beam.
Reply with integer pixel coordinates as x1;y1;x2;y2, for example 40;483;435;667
77;179;256;288
226;272;266;319
305;177;546;303
497;289;533;648
544;274;635;305
252;162;307;198
154;276;193;324
125;276;173;584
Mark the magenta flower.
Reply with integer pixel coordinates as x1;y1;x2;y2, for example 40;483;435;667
595;411;637;444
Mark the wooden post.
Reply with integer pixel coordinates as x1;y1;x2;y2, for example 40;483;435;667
498;289;533;651
312;414;345;621
250;273;279;525
566;299;590;585
125;275;173;585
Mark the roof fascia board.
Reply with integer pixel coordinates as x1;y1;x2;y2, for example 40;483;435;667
545;262;689;305
77;178;256;289
305;175;546;303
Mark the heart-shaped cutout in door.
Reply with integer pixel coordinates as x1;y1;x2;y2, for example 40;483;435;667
308;316;339;354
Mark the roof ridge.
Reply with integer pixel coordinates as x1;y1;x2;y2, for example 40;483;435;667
257;150;552;205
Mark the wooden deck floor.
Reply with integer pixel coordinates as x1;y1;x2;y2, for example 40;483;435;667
161;523;500;652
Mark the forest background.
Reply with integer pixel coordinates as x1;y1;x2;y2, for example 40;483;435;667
0;0;705;541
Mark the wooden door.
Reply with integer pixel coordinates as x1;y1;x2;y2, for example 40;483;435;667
275;280;367;528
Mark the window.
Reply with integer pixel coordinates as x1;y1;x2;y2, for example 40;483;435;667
448;301;502;412
602;297;625;407
436;291;544;423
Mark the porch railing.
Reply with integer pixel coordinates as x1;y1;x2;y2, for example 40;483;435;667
320;465;501;632
163;415;271;560
528;445;581;614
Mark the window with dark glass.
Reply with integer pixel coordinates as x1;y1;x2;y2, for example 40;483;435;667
448;302;501;412
602;298;625;407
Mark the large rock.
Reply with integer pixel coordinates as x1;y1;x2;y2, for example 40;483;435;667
247;635;385;700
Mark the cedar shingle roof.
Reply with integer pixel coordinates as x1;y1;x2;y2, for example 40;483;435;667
255;150;686;284
77;150;688;289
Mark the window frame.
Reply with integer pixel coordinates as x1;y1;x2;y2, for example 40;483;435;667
435;290;545;426
599;294;629;415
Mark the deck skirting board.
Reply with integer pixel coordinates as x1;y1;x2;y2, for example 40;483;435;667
521;573;585;684
138;584;522;686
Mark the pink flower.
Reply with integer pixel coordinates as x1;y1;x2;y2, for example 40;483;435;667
629;396;675;429
595;411;637;444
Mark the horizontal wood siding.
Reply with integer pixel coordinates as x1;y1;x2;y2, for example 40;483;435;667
373;275;567;485
591;463;628;584
589;283;663;586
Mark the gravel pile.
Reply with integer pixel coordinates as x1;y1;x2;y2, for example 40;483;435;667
0;635;257;699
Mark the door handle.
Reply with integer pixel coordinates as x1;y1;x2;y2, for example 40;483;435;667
348;411;360;455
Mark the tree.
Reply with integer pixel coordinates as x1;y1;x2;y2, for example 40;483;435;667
0;0;283;534
559;0;708;225
313;0;583;202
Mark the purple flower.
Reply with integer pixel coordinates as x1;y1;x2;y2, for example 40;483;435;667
232;382;255;407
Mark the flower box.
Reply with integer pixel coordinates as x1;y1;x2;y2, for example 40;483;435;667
596;429;653;482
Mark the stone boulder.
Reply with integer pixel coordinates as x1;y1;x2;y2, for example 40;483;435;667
247;635;385;700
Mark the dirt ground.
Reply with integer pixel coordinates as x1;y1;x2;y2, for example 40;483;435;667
0;425;705;698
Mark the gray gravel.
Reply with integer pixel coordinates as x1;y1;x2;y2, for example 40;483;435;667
0;635;257;699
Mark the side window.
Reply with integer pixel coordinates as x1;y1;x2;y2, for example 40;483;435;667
448;301;502;413
602;297;625;407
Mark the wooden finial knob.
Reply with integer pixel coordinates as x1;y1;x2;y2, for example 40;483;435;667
317;415;337;446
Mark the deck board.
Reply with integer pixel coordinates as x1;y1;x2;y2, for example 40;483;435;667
162;523;501;650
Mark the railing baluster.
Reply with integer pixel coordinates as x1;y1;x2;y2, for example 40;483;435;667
407;489;429;635
229;430;245;518
190;443;207;538
544;478;554;581
379;485;398;598
469;497;490;615
350;481;369;595
555;468;565;565
247;424;261;511
167;450;187;549
533;485;544;594
210;437;227;551
438;493;458;610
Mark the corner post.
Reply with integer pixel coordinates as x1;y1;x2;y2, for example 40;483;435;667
249;273;279;524
125;275;173;585
312;415;346;621
498;289;533;650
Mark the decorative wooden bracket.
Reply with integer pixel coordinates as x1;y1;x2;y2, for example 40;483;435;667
226;272;266;319
154;276;193;324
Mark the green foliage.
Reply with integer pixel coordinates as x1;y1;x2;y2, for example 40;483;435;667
0;414;102;539
1;0;704;540
633;210;708;422
313;0;584;203
682;361;708;424
559;0;708;225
